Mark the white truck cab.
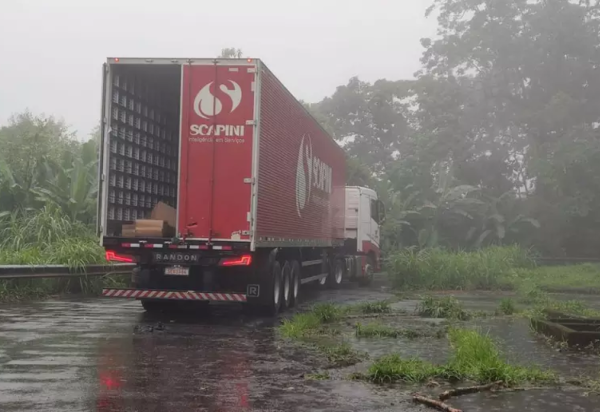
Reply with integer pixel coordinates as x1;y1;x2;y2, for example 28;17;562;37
343;186;385;283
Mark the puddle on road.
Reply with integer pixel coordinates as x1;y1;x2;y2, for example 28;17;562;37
0;285;599;411
453;388;600;412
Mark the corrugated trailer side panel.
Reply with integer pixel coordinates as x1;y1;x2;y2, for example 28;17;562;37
255;66;345;246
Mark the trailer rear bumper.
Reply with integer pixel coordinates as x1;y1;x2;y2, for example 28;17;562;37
101;288;247;302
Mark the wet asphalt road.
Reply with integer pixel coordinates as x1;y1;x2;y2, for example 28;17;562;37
0;286;408;412
2;286;600;411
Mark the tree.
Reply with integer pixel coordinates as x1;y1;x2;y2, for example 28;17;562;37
219;47;243;58
33;138;98;223
311;77;413;175
410;0;600;255
0;112;98;223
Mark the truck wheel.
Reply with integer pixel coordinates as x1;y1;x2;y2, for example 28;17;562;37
318;272;328;288
141;300;166;313
281;261;292;310
263;261;282;316
347;258;357;280
327;258;344;288
289;260;301;307
358;256;375;287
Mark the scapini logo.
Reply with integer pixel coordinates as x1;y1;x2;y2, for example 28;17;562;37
190;80;244;137
193;80;242;119
295;135;333;218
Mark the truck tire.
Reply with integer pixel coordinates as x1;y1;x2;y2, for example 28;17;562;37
318;272;328;288
141;300;167;313
327;258;344;288
289;260;301;307
358;256;375;287
318;257;329;288
281;261;292;310
347;257;357;280
262;260;282;316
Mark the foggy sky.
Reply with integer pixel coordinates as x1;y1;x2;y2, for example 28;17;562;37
0;0;436;138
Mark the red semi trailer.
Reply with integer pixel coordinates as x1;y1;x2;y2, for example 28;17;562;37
98;57;384;314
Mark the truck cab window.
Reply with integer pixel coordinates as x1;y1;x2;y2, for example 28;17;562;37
370;199;379;224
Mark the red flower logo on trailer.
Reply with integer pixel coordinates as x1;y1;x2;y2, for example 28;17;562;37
193;80;242;119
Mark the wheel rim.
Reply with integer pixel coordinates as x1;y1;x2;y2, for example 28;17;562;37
283;272;290;302
334;263;343;284
273;272;280;305
365;263;374;279
293;274;299;298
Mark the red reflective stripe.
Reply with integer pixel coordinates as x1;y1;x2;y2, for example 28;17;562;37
102;289;247;302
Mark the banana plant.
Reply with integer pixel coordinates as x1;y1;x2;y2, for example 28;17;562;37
32;140;98;223
467;191;540;247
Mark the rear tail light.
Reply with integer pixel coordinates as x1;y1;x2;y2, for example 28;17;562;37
105;251;135;263
219;255;252;267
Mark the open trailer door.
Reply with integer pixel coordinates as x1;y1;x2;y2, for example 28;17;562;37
178;61;257;243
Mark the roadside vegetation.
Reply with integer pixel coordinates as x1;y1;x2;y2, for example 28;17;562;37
0;208;124;302
366;328;555;385
386;246;600;295
281;301;559;390
416;296;472;320
355;322;446;339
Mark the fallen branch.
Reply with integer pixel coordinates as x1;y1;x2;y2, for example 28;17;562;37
412;394;462;412
439;380;503;401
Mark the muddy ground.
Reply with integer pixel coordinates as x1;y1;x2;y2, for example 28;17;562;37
0;276;599;411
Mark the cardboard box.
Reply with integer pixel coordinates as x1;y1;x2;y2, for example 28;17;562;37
120;202;177;237
134;219;174;237
122;223;136;237
150;202;176;228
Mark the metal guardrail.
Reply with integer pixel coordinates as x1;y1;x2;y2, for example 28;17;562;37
0;257;599;280
534;257;600;265
0;264;135;280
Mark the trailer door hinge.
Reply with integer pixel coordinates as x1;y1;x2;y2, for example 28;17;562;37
101;174;106;181
242;230;251;236
245;120;256;126
243;177;254;184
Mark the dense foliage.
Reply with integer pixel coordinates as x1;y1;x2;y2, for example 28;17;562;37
308;0;600;257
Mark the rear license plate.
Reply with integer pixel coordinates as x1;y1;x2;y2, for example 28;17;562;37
164;266;189;276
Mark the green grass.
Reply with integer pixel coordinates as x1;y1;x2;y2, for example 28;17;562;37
365;328;555;385
320;342;366;367
355;300;392;314
0;208;117;301
497;298;517;315
443;328;554;385
312;303;344;322
279;303;344;339
355;322;444;339
280;313;324;339
367;355;442;383
513;264;600;294
386;246;533;290
386;245;600;295
305;371;330;380
525;298;600;320
416;296;471;320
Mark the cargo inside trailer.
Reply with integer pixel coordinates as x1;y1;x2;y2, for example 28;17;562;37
103;64;182;237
